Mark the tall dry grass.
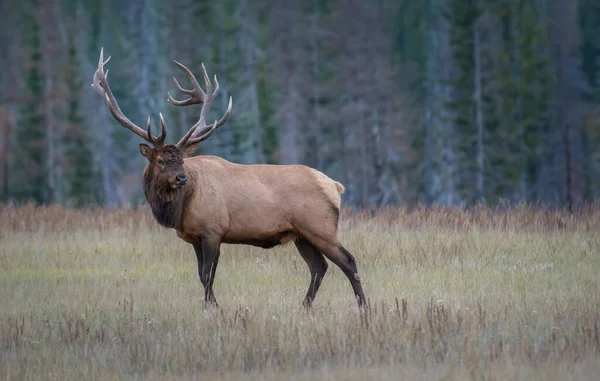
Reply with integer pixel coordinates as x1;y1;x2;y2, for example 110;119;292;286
1;203;599;380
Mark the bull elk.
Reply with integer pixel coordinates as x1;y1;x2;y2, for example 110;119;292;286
92;49;366;308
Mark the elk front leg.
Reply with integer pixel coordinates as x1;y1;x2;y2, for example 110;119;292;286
294;239;328;308
198;237;221;306
192;243;206;301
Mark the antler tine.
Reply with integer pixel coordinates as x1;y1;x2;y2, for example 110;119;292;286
92;48;169;147
172;76;194;95
171;59;232;155
175;119;200;148
187;120;219;145
145;114;168;147
91;47;111;96
156;113;167;146
212;74;220;98
167;60;206;106
181;96;233;147
200;63;212;96
208;96;232;132
175;60;204;93
146;116;154;144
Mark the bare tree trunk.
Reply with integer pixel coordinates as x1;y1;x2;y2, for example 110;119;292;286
216;0;234;160
424;106;433;205
426;0;458;206
239;0;265;164
0;3;9;200
359;102;369;206
269;0;303;165
0;108;11;201
367;6;401;207
338;95;351;202
39;1;60;203
549;0;584;210
474;16;485;201
282;82;300;164
563;128;573;212
309;8;323;171
509;5;528;202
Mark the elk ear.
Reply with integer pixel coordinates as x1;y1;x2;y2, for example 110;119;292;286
139;144;152;160
182;145;197;158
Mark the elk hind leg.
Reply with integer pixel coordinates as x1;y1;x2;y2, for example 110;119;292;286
294;238;328;308
309;238;366;307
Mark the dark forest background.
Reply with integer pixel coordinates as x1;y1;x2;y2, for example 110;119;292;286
1;0;599;210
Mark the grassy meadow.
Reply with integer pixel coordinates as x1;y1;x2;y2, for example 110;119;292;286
1;204;599;380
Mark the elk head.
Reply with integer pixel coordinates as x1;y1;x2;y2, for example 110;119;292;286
91;48;232;192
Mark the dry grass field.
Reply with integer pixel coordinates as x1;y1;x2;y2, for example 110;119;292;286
1;203;599;380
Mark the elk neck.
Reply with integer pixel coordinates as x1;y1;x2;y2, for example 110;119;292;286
142;168;194;230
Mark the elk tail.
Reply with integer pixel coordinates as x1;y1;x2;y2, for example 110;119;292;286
335;182;345;194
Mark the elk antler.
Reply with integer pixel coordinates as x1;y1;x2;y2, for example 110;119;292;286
92;48;166;147
168;61;232;153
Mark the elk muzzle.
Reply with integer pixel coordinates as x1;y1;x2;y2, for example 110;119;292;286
175;174;187;186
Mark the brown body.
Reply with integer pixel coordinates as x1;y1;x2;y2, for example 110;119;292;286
161;157;342;246
92;49;365;307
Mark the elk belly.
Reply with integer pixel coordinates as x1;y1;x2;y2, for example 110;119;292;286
222;231;297;249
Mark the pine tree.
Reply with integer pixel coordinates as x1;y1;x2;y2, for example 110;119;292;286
393;0;429;203
425;0;460;206
447;0;477;203
64;31;94;207
12;0;48;203
482;0;553;204
577;0;600;200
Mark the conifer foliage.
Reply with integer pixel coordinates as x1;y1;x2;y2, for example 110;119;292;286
0;0;598;208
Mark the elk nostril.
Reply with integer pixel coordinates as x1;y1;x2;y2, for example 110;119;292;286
176;174;187;184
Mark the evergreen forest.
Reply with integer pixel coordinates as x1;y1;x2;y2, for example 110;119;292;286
1;0;599;210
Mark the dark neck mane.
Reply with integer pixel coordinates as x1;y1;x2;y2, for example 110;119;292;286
143;173;188;230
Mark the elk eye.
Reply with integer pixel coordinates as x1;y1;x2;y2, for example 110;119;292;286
157;159;164;166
